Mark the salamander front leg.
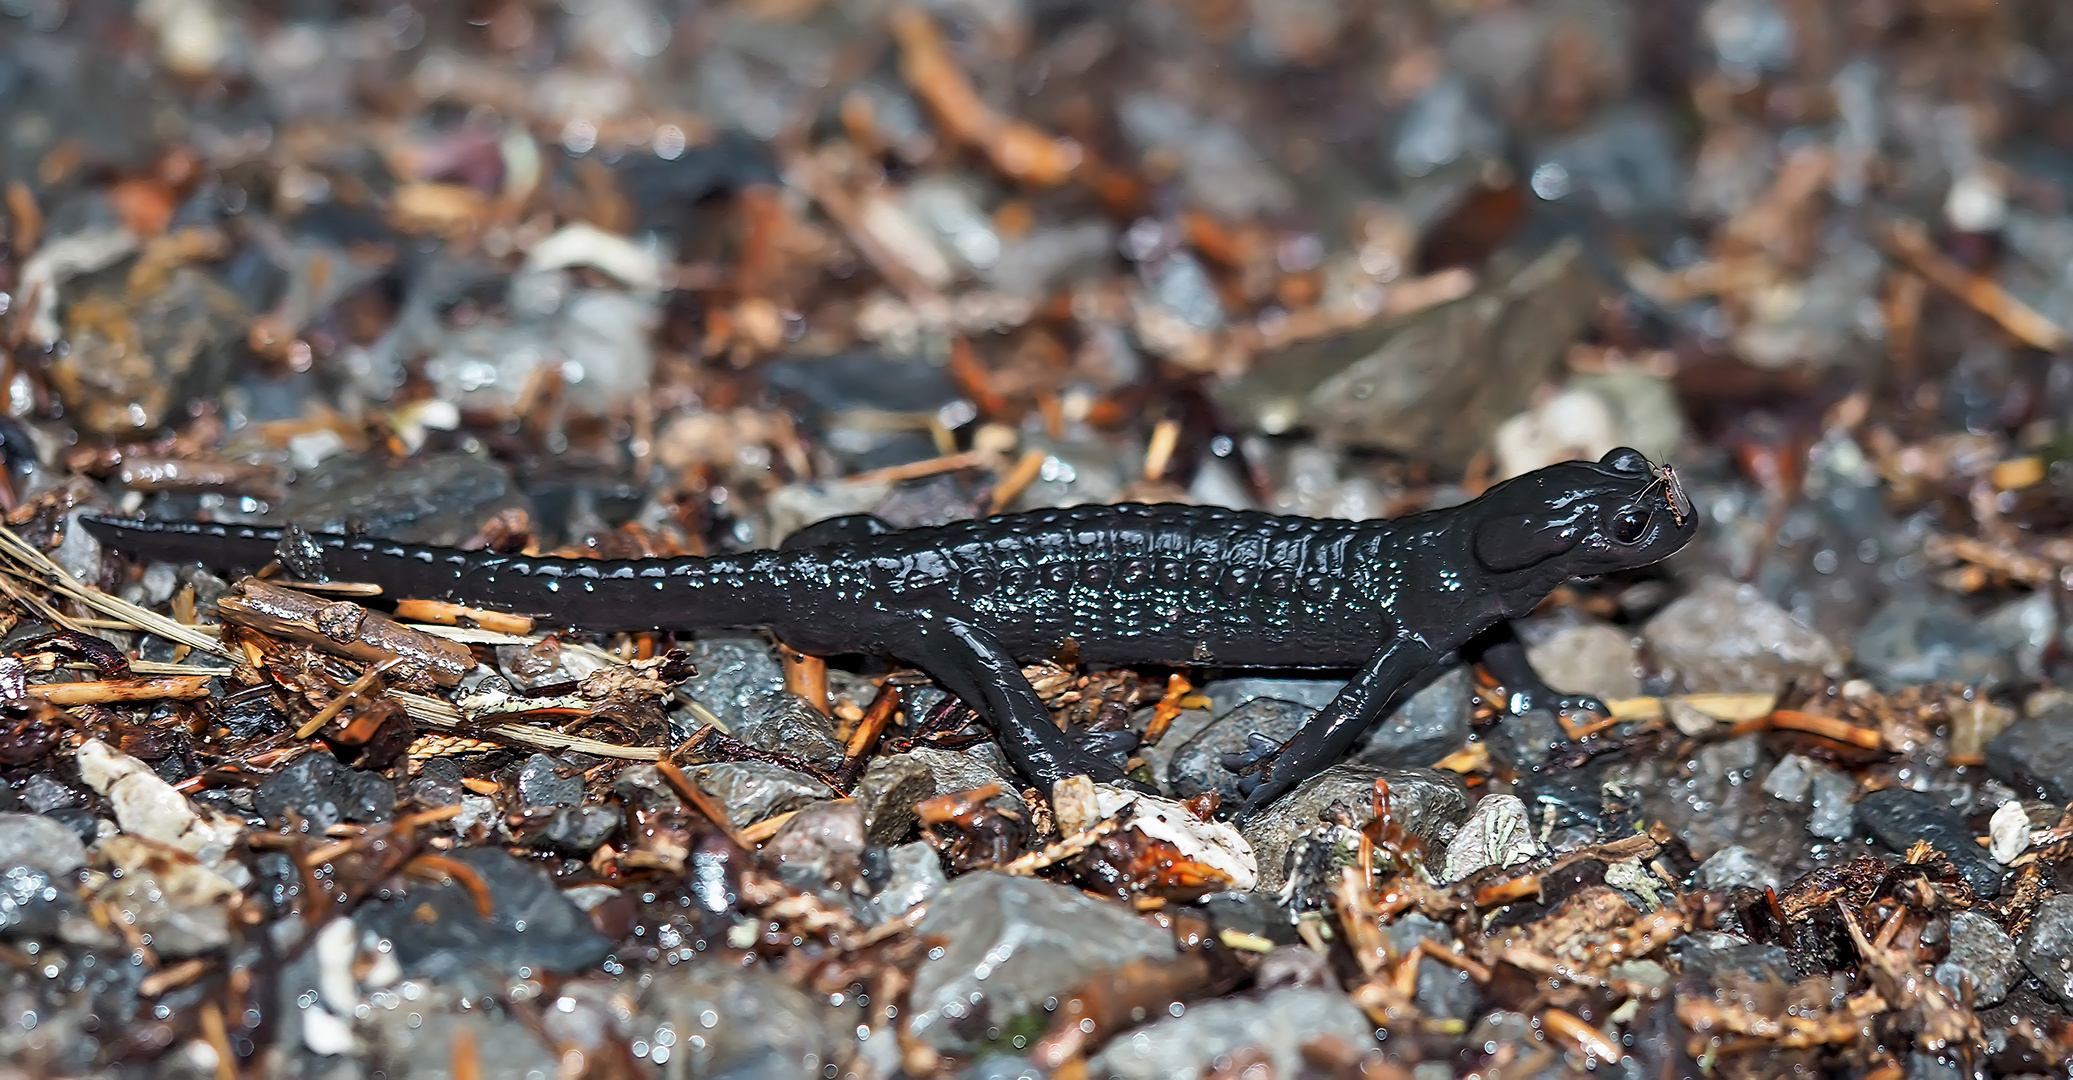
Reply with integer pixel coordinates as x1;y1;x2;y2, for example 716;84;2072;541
897;616;1144;794
1465;621;1611;719
1236;637;1443;822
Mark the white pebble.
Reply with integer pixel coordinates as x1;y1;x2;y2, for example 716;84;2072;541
1990;800;2033;865
301;1006;356;1056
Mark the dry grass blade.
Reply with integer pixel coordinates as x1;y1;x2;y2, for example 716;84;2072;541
393;692;662;760
402;621;628;667
0;522;229;656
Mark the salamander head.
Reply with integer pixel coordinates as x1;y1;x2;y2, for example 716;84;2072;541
1467;447;1698;586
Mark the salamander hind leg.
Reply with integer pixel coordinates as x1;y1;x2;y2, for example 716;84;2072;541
1465;621;1611;719
895;616;1146;795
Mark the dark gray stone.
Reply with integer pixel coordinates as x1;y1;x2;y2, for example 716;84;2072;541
680;636;786;721
1857;788;2002;897
276;451;528;546
356;847;613;977
0;865;75;938
1202;678;1344;716
1855;592;2013;692
1642;575;1843;694
733;692;845;770
1243;765;1471;894
1492;708;1564;770
1935;910;2017;1007
1523;619;1642;701
865;841;946;925
18;775;83;814
1199;890;1297;946
523;806;621;856
907;745;1027;814
763;802;865;892
634;965;843;1079
1694;845;1780;891
1194;668;1472;775
1382;914;1479;1020
1671;932;1794;981
2019;893;2073;1008
1352;666;1473;768
687;761;830;825
1213;238;1599;471
1808;766;1856;841
42;808;96;848
853;753;934;844
907;872;1174;1051
1166;697;1312;804
1088;988;1374;1080
1135;706;1215;795
254;752;394;834
362;984;561;1080
516;752;583;809
410;758;465;807
1986;704;2073;803
0;813;86;876
1530;104;1685;223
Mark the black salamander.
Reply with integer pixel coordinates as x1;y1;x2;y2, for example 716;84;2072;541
83;447;1697;819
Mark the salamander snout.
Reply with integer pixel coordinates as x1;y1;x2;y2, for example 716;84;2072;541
1586;450;1699;568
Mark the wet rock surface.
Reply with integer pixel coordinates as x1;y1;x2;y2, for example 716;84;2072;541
907;872;1176;1051
274;453;528;547
632;964;844;1077
253;752;395;833
688;760;831;825
0;812;87;877
1987;704;2073;803
1939;910;2019;1008
1088;988;1375;1080
1857;788;2004;898
355;847;612;978
1643;576;1846;694
1244;765;1471;894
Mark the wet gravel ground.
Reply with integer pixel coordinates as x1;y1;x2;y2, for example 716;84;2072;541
9;0;2073;1077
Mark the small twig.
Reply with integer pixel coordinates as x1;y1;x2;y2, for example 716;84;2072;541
26;675;213;704
294;658;401;739
655;759;752;849
1542;1008;1621;1065
138;957;213;997
833;680;902;790
1730;709;1885;751
198;1000;240;1080
393;599;536;636
779;644;829;715
1884;219;2067;351
997;814;1125;875
1142;419;1180;482
404;853;495;918
842;449;991;487
268;579;385;597
986;449;1047;514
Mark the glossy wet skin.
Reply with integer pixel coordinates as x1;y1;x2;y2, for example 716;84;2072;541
84;447;1698;820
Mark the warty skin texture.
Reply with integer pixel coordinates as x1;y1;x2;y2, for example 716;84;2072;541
84;447;1697;819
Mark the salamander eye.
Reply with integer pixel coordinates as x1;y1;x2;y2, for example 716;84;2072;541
1611;509;1650;544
